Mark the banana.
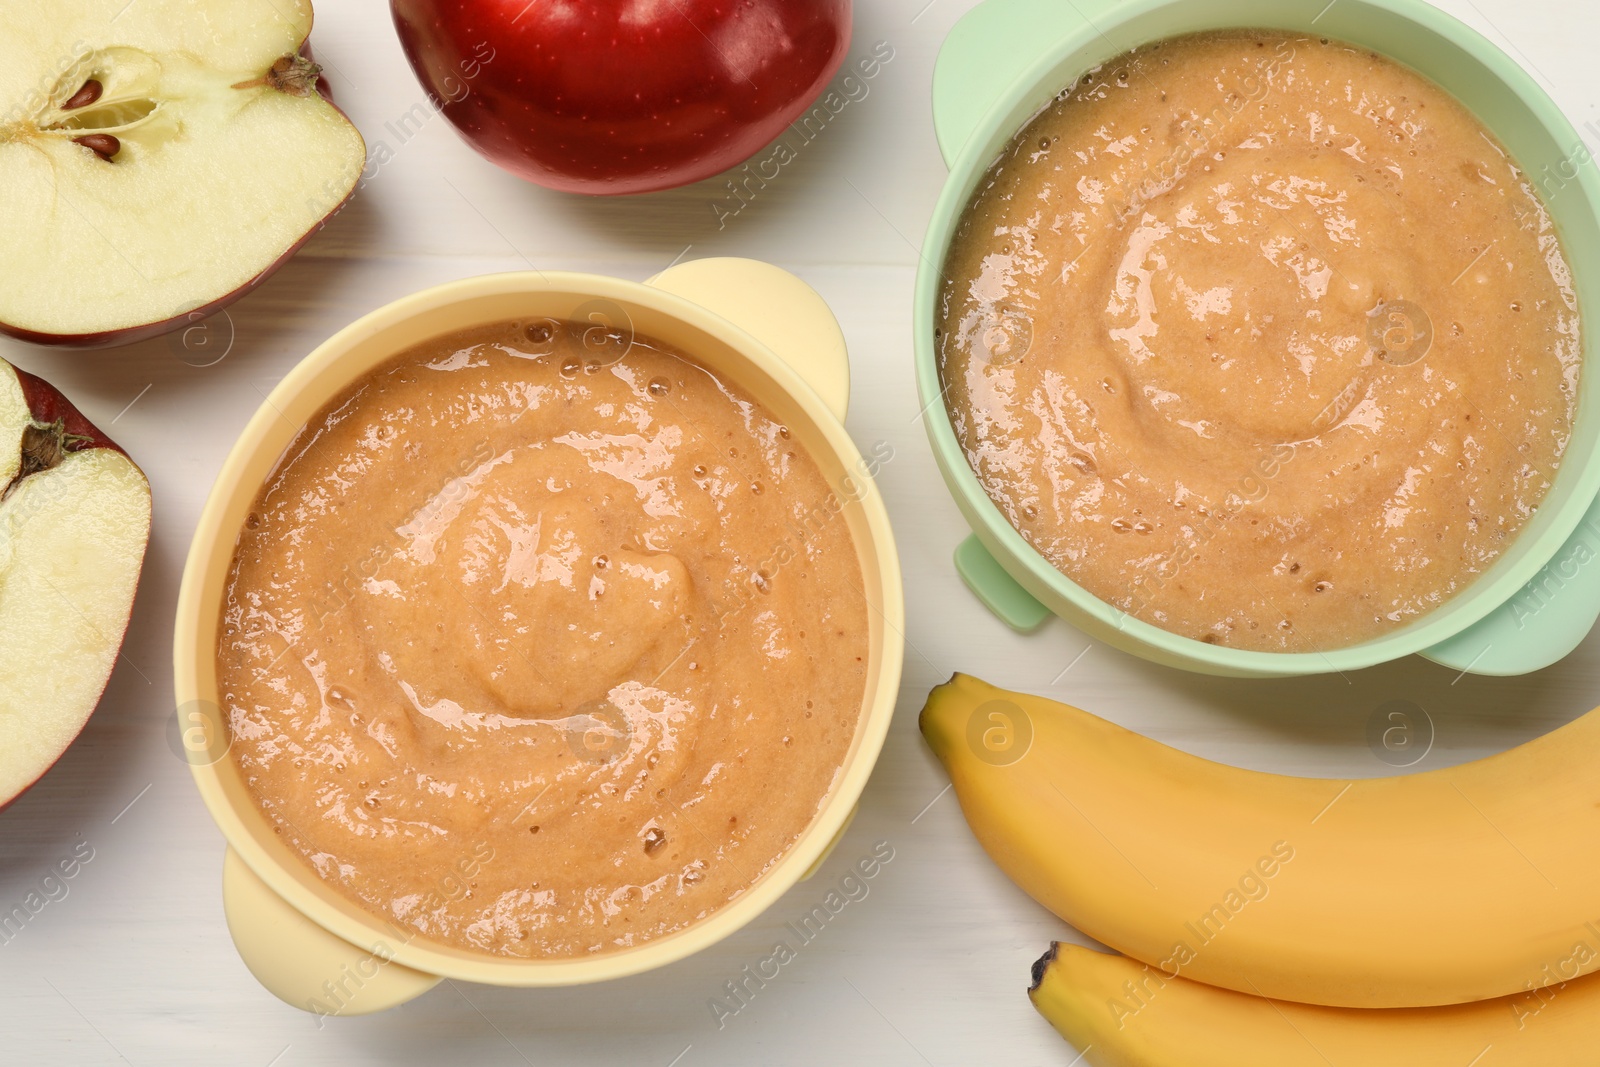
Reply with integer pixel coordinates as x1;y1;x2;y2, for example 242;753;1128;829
1030;942;1600;1066
919;673;1600;1007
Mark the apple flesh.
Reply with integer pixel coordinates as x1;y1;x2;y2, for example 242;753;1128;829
0;359;151;807
391;0;851;195
0;0;366;346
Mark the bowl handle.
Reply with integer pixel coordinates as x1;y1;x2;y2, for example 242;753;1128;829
222;847;441;1016
1420;492;1600;676
646;258;850;422
933;0;1119;166
954;533;1052;632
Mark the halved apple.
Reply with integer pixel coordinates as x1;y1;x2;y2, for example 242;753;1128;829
0;0;366;346
0;359;150;807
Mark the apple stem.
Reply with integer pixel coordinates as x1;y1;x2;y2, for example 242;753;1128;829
232;55;323;98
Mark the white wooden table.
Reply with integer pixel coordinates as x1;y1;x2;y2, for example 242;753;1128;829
3;0;1595;1062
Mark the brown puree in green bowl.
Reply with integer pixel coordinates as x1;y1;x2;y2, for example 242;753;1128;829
938;30;1579;652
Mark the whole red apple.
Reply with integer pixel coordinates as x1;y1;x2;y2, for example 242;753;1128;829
390;0;852;195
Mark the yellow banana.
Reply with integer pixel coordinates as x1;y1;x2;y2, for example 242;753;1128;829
919;673;1600;1007
1030;942;1600;1066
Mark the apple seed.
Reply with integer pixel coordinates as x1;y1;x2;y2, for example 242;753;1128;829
63;79;104;110
72;133;120;161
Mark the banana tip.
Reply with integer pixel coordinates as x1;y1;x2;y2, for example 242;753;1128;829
917;672;972;742
1029;942;1060;996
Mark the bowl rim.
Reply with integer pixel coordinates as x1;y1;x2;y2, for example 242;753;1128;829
174;269;905;985
913;0;1600;675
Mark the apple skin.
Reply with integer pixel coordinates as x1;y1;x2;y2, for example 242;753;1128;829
11;367;133;457
0;361;149;813
390;0;852;195
0;210;347;350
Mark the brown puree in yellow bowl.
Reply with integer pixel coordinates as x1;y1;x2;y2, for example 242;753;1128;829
216;319;869;958
938;31;1580;652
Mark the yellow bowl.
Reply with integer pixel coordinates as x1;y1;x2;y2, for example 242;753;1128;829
173;259;905;1013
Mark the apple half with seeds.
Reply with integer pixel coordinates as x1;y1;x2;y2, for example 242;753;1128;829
0;0;366;347
0;358;150;808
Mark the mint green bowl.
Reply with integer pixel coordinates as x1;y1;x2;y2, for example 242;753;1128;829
915;0;1600;678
